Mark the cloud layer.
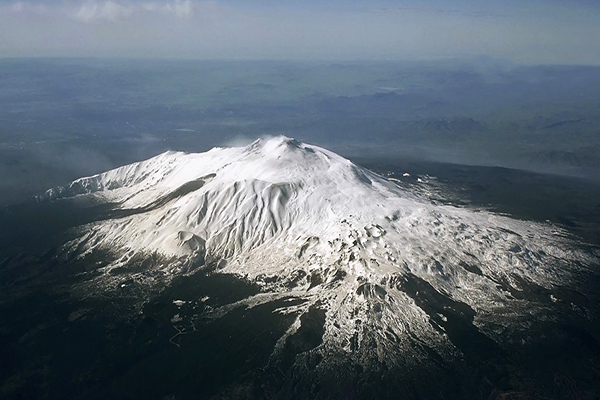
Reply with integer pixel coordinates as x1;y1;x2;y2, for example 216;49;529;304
1;0;599;64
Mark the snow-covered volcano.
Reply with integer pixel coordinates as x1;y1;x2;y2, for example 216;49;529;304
48;136;595;370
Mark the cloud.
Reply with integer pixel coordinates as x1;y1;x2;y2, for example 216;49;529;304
73;1;133;23
8;0;196;24
140;0;195;19
9;1;49;14
172;0;194;20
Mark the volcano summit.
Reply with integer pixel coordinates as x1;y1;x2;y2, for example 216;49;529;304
6;136;599;399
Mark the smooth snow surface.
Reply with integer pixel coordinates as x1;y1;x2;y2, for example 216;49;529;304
52;136;594;365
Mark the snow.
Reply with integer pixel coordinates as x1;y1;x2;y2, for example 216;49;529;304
54;135;595;364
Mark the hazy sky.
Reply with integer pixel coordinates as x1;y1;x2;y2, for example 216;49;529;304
1;0;599;64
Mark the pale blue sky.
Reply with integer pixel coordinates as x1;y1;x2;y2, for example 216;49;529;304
1;0;599;64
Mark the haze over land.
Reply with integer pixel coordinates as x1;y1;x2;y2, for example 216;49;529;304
0;58;599;205
1;1;599;205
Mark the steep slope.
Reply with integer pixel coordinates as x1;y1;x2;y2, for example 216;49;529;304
48;136;596;374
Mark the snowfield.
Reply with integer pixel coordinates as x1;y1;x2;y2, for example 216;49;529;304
48;136;596;366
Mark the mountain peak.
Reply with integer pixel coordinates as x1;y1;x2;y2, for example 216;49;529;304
249;135;303;152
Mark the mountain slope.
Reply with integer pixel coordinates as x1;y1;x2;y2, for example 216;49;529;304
46;136;596;375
